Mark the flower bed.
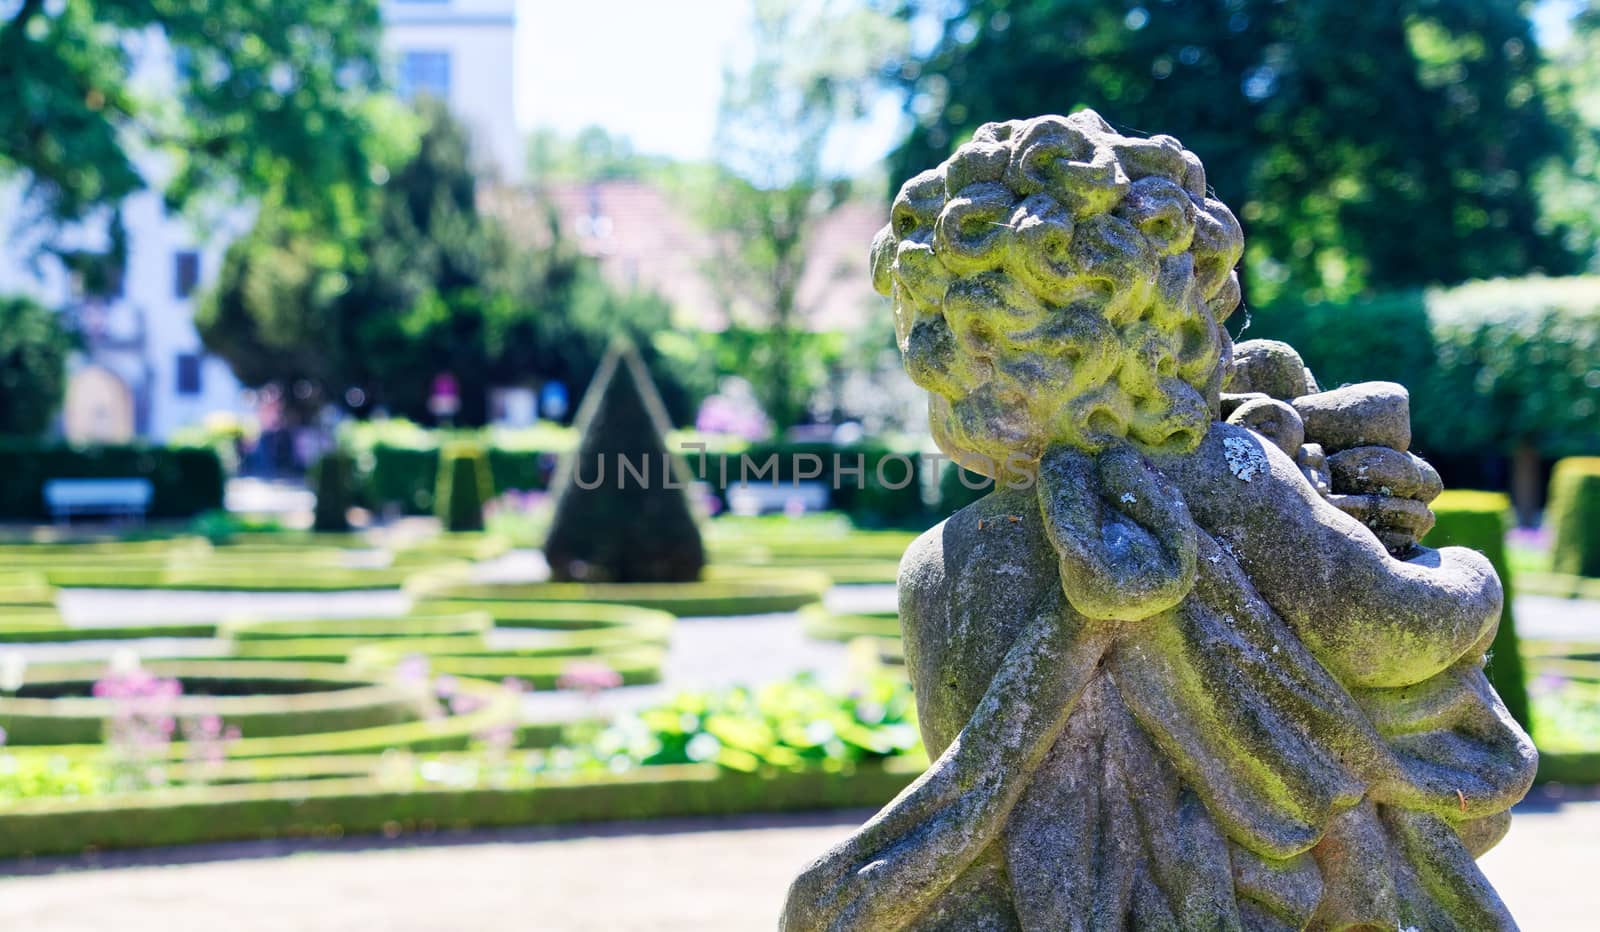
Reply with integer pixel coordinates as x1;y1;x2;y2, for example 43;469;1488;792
0;661;426;745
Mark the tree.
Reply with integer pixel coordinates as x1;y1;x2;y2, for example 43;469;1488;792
698;0;907;432
892;0;1582;303
201;103;710;427
526;126;674;184
0;0;402;236
0;295;74;437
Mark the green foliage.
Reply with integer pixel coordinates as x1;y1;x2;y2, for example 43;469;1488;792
895;0;1581;300
435;446;491;533
526;125;675;184
1548;457;1600;577
0;0;404;235
311;451;354;532
200;103;707;426
1247;276;1600;461
0;295;73;436
0;761;921;858
544;671;920;776
0;440;223;520
1422;491;1532;734
937;460;993;518
698;3;906;432
689;442;928;527
544;342;705;583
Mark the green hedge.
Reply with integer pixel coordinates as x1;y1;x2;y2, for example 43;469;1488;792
694;441;926;526
0;760;922;859
359;445;550;516
1421;491;1532;734
0;621;215;643
0;440;224;521
311;452;355;533
1549;457;1600;578
0;661;426;745
1247;277;1600;473
411;567;828;617
4;675;518;762
222;614;493;642
436;446;492;533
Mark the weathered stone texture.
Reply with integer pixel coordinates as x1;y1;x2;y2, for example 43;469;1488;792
783;109;1535;932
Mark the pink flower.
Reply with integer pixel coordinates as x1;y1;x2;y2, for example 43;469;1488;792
557;661;623;696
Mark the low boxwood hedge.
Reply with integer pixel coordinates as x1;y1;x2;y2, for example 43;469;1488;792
409;566;828;617
0;758;923;860
350;644;665;689
0;661;427;745
222;613;494;642
3;676;520;763
800;606;901;642
0;621;216;644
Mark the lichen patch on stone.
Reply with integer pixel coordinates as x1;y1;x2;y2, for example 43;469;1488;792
1224;436;1268;482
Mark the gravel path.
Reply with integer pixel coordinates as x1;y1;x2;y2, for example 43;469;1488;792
0;791;1594;931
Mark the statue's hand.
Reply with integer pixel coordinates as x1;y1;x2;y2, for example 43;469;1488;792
1037;442;1199;620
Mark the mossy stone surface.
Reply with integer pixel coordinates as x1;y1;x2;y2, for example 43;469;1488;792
785;110;1534;932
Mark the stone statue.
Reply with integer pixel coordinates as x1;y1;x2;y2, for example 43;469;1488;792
782;110;1535;931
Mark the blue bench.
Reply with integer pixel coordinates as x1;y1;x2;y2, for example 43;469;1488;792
42;478;154;524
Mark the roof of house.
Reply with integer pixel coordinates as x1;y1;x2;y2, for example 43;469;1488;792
483;180;888;332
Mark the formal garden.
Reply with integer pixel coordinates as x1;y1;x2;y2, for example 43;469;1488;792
6;0;1600;928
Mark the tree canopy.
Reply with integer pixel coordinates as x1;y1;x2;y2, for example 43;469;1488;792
0;295;74;436
892;0;1584;302
199;103;706;427
0;0;403;235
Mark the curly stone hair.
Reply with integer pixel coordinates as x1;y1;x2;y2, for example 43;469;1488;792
871;109;1245;469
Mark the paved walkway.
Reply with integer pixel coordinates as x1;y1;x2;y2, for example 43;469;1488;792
0;791;1594;931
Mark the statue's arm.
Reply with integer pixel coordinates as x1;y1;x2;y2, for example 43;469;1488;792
1175;424;1501;687
780;570;1114;932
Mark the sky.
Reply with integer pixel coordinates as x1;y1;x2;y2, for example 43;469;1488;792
515;0;907;173
516;0;1583;172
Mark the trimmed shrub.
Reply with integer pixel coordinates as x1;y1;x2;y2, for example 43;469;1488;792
311;451;355;532
436;445;492;533
937;460;992;517
1549;457;1600;578
695;441;927;526
355;443;550;516
1422;491;1532;734
0;440;224;520
411;566;829;617
544;340;704;582
0;760;922;859
368;443;439;514
0;661;426;745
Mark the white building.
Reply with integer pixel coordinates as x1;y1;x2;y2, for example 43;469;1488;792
385;0;522;184
0;2;519;442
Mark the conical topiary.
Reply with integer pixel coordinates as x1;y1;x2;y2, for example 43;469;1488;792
544;339;704;582
436;444;492;533
312;451;354;532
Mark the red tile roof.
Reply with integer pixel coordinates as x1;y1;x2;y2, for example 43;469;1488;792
484;181;888;332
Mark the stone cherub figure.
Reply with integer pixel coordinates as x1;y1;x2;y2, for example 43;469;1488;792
782;110;1535;931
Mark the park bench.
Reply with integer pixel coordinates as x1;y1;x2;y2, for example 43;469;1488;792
42;478;154;525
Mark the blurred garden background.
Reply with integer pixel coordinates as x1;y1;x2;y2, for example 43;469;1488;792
1;0;1600;927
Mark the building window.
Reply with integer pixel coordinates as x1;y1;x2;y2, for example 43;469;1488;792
398;50;451;101
176;353;203;397
174;250;200;299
